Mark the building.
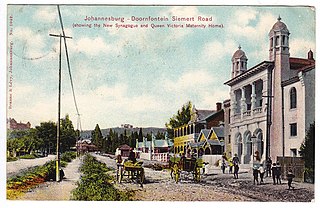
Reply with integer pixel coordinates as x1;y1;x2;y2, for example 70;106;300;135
173;102;224;154
7;118;31;130
224;17;315;167
136;133;173;162
188;126;224;157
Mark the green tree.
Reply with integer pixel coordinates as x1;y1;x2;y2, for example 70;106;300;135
92;124;103;150
165;101;192;139
35;121;57;154
138;128;143;142
299;122;315;182
60;114;77;152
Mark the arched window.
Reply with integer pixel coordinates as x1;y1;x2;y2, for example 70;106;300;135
290;87;297;109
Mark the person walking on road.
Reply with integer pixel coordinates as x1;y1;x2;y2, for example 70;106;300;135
221;157;226;174
258;163;265;184
275;161;282;184
271;163;277;185
253;167;259;185
286;168;295;190
232;154;240;179
266;157;272;177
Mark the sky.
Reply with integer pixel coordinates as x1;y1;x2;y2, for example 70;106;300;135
5;4;316;131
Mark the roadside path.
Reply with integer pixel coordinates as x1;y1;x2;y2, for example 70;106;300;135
7;155;56;179
17;157;82;200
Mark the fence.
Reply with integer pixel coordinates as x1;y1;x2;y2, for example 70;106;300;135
139;152;170;162
277;156;305;182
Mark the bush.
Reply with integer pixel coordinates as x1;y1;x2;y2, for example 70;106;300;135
61;151;77;162
19;154;36;159
7;157;18;162
72;154;131;201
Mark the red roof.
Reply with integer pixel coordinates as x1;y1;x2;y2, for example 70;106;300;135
289;57;315;71
118;144;131;150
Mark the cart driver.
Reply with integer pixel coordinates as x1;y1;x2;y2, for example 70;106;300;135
128;148;136;163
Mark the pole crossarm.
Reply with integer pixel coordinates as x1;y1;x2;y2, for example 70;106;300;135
49;34;72;39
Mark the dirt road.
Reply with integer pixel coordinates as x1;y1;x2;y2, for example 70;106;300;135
95;154;314;202
16;157;82;200
6;155;56;179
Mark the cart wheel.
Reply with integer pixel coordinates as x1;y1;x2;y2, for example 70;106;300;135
194;167;201;182
118;168;123;183
140;169;145;187
116;169;119;182
173;164;180;183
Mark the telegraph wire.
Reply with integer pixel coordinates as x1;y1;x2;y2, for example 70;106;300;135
57;5;82;131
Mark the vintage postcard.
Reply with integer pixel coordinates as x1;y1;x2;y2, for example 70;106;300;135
4;1;317;206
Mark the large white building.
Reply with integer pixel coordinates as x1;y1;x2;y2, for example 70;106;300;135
224;17;315;167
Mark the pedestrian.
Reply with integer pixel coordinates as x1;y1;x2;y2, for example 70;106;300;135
276;161;282;184
128;148;136;163
233;163;239;179
232;154;240;179
258;163;265;184
229;159;233;174
286;168;295;190
253;167;259;185
271;163;277;185
221;157;226;174
266;157;272;177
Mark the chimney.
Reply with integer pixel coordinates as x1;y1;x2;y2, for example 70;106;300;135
216;102;222;111
308;50;314;60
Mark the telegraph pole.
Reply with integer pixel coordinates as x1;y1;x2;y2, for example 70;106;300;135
49;33;72;182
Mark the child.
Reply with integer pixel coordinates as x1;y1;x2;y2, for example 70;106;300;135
286;169;295;190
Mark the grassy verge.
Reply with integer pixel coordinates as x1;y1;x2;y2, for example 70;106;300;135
72;154;132;201
6;151;75;199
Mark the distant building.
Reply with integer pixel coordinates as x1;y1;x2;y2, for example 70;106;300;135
136;132;173;162
7;118;31;130
121;124;133;128
173;102;224;154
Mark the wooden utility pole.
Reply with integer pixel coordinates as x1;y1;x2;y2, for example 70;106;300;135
49;33;72;182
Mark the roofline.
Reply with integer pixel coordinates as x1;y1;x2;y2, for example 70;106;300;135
224;61;274;86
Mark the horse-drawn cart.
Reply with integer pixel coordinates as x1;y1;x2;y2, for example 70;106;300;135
169;156;204;183
116;160;145;187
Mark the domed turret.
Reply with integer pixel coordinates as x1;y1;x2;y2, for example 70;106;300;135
269;16;290;61
231;45;248;78
270;16;289;32
232;46;247;60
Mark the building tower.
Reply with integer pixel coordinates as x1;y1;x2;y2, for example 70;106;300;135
231;45;248;78
268;16;291;160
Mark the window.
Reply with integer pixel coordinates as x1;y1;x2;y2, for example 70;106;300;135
275;36;280;46
228;135;231;144
290;123;297;137
290;87;297;109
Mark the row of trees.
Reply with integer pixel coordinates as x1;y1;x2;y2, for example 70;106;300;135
90;124;165;154
7;115;78;157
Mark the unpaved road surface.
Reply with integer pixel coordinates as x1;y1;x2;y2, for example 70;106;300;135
16;157;82;200
95;154;314;202
7;155;56;179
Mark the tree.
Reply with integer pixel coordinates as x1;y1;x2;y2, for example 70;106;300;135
165;101;192;139
60;114;77;152
138;128;143;142
299;122;315;182
92;124;103;150
35;121;57;154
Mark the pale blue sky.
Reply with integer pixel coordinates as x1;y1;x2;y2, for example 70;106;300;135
6;5;316;130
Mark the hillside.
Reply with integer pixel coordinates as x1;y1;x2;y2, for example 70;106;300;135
80;127;167;139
